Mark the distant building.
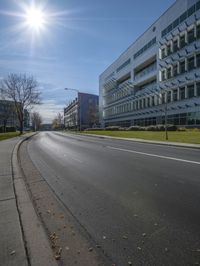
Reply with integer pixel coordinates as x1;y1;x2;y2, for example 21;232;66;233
0;99;30;131
99;0;200;127
40;124;52;131
64;92;99;130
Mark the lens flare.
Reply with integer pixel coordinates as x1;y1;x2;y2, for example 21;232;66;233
25;7;46;31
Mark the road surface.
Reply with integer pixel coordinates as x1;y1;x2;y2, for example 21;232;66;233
26;131;200;265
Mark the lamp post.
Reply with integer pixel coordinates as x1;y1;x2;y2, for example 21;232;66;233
64;88;82;131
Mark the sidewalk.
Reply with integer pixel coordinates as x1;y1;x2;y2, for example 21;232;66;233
0;136;27;266
0;135;57;266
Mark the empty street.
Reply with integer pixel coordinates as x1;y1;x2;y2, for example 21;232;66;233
22;132;200;265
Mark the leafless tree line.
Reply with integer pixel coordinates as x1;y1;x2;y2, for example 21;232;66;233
1;73;41;134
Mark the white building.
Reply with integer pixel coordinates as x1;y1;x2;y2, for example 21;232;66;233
99;0;200;127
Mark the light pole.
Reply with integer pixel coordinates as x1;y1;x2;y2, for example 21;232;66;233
64;88;82;131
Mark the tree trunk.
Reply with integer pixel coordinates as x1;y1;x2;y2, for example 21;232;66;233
19;112;24;135
3;120;7;133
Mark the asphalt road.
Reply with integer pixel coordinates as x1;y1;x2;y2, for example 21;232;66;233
27;131;200;266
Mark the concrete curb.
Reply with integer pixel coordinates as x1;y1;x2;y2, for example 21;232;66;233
12;133;58;266
79;133;200;149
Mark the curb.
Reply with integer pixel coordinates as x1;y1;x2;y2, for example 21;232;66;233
78;133;200;150
11;133;58;266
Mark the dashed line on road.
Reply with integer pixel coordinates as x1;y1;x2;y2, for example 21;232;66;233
107;146;200;165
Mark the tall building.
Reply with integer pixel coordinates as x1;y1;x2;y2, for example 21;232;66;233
99;0;200;128
64;92;99;130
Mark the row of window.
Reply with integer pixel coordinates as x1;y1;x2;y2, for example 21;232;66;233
104;82;200;117
116;59;131;73
161;53;200;81
161;23;200;59
134;112;200;126
161;1;200;38
104;81;157;106
134;61;157;80
134;37;156;59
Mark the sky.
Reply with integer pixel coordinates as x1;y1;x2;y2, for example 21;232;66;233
0;0;175;123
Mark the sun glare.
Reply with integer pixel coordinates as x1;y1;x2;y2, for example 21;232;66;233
25;7;46;31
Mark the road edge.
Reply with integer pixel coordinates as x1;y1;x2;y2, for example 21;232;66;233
11;133;58;266
77;132;200;149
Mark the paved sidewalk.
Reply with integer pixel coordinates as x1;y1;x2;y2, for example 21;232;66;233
0;135;57;266
0;136;27;266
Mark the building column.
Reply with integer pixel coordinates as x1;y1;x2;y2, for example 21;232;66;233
185;85;188;99
177;87;180;100
194;82;197;97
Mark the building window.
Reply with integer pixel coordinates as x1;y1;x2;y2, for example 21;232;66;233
197;54;200;68
173;89;178;101
173;63;178;77
197;24;200;39
173;18;179;29
179;87;185;100
167;91;171;103
143;98;146;108
167;68;172;79
180;34;186;49
147;98;150;107
188;56;195;71
173;39;178;52
161;70;166;81
152;96;155;106
161;93;165;104
161;48;166;59
139;99;142;109
187;84;194;98
167;43;171;56
187;5;195;17
188;28;195;44
180;11;187;23
197;82;200;96
180;60;186;74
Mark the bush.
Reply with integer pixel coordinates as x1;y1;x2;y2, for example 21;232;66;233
167;124;177;131
177;127;186;132
128;126;143;131
156;124;165;131
0;126;16;133
146;125;156;131
105;126;121;131
84;128;104;131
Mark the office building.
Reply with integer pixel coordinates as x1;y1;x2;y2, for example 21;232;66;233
0;99;30;131
64;92;99;129
99;0;200;127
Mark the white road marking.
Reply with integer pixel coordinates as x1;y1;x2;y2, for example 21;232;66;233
107;146;200;165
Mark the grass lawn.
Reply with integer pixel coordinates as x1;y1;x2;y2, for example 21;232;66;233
84;130;200;144
0;132;20;141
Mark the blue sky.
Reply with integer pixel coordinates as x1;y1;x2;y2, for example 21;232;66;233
0;0;175;122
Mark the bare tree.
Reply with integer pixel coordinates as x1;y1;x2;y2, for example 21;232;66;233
1;73;41;134
52;112;63;130
31;112;42;131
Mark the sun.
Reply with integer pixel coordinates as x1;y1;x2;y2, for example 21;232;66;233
25;7;46;31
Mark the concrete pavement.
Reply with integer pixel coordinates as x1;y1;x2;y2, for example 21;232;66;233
0;135;57;266
0;136;27;266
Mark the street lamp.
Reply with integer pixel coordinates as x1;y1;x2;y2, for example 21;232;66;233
64;88;82;131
